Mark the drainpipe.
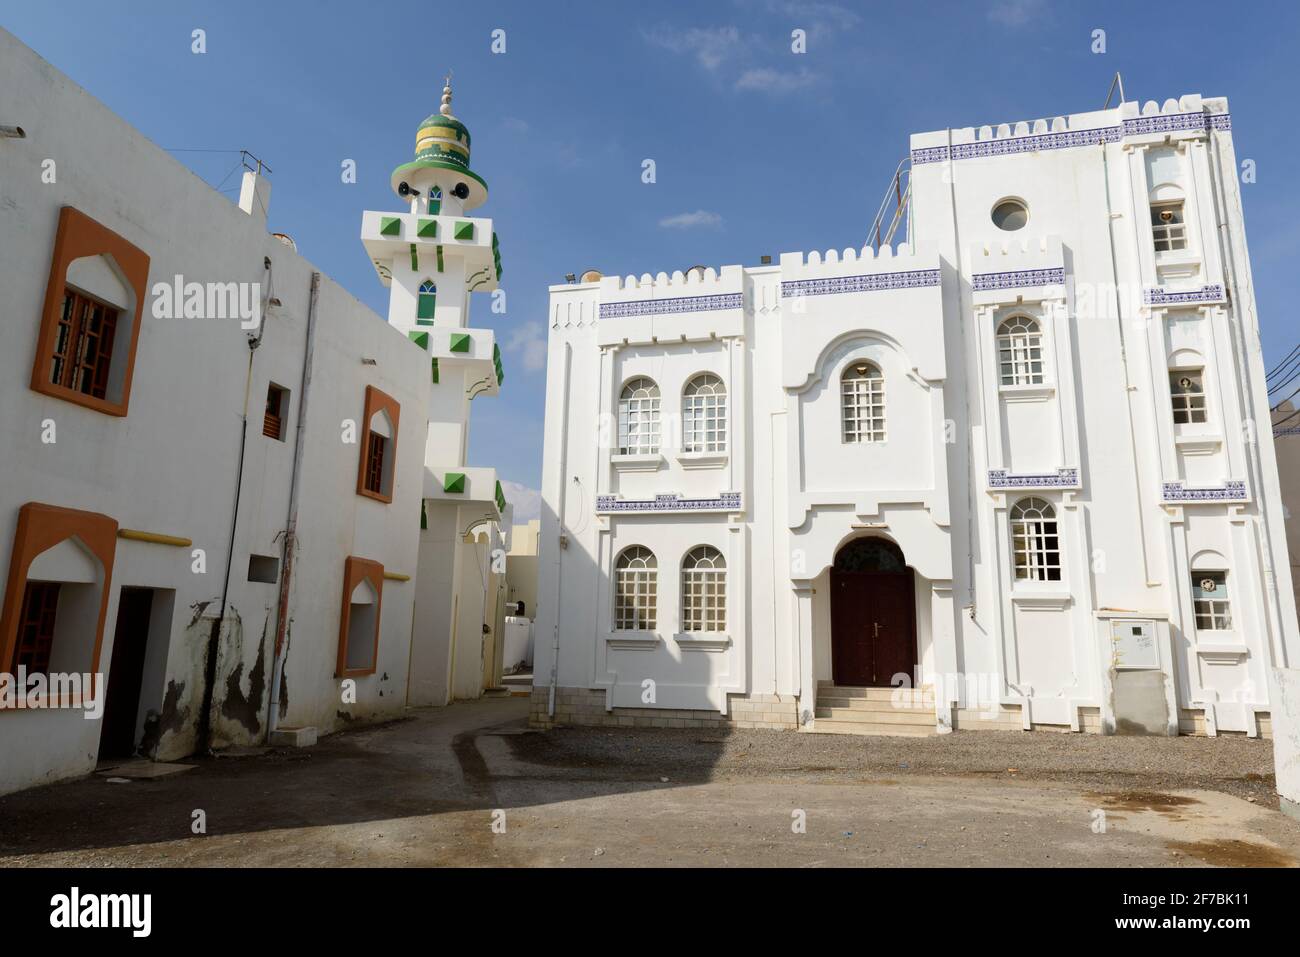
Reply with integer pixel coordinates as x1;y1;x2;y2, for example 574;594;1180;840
548;344;573;718
197;257;274;753
267;271;320;737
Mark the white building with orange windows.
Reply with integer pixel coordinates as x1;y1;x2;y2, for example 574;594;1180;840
535;91;1300;739
0;29;510;795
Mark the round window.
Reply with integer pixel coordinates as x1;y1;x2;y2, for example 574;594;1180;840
991;199;1028;231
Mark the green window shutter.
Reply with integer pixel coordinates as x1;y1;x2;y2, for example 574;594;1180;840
417;293;437;320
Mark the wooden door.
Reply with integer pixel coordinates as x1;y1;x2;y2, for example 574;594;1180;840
829;538;917;687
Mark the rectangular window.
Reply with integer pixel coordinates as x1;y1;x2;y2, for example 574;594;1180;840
248;554;280;584
1151;202;1187;252
50;289;119;399
14;581;61;676
364;433;387;495
263;384;287;440
1193;571;1232;630
1170;369;1207;424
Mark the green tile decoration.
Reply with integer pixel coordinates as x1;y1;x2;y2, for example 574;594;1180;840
449;332;471;353
443;472;466;494
453;221;475;241
379;216;401;236
417;218;438;238
407;330;429;349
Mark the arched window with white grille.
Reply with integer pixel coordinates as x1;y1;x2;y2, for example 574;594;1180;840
996;316;1044;385
417;279;437;323
683;374;727;453
681;545;726;632
841;362;885;443
614;546;657;631
1010;497;1061;581
618;377;660;454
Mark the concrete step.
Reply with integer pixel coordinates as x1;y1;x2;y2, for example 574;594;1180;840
817;683;930;701
817;694;934;712
814;706;935;725
806;720;937;737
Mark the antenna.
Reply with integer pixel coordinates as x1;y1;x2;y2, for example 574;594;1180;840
1102;72;1126;110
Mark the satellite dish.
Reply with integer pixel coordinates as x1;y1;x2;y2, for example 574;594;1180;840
579;269;603;284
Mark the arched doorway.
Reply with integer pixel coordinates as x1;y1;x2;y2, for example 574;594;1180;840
830;537;916;687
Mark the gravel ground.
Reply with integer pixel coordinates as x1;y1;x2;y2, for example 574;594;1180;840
509;725;1278;805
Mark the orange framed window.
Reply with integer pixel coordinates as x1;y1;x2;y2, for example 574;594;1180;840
355;386;400;504
31;207;150;417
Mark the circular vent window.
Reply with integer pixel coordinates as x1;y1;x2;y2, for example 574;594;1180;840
992;199;1028;231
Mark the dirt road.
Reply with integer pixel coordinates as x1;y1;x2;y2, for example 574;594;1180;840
1;696;1295;867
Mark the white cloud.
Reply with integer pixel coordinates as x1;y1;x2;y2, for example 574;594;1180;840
499;480;541;522
659;209;723;230
734;66;819;94
988;0;1044;27
501;116;530;134
643;25;744;70
504;322;547;372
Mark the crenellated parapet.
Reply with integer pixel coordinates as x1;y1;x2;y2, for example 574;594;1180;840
594;265;744;346
911;93;1232;166
966;234;1065;305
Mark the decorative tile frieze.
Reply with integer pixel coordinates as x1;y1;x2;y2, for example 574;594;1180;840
1161;480;1248;503
988;468;1080;490
599;292;742;320
596;492;742;513
780;268;940;299
1143;284;1225;306
972;267;1065;291
912;113;1231;165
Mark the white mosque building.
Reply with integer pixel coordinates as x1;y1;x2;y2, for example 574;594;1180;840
534;91;1300;738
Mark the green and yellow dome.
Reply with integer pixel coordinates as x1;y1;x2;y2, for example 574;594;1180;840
391;78;488;209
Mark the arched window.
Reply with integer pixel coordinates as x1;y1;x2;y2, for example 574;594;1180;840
417;280;437;323
614;546;657;631
1010;497;1061;581
997;316;1044;385
427;186;443;216
683;374;727;453
681;546;726;632
841;362;885;443
618;377;661;455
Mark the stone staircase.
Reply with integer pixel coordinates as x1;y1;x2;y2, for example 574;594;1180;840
808;681;938;736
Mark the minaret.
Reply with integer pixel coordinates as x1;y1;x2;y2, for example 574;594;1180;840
361;75;507;516
362;77;510;706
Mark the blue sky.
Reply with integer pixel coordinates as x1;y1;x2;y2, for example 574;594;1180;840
6;0;1298;495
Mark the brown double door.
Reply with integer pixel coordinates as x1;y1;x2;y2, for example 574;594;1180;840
830;567;916;688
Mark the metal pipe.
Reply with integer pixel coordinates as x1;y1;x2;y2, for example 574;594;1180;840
0;125;26;139
197;258;273;753
267;271;320;737
548;343;573;718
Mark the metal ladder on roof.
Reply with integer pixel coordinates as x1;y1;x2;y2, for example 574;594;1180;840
866;156;912;251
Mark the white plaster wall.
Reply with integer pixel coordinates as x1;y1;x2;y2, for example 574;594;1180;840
0;29;428;793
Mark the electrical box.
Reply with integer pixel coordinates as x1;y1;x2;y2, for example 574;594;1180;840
1111;619;1159;670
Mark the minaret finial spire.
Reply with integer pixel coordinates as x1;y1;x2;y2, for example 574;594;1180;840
440;71;454;118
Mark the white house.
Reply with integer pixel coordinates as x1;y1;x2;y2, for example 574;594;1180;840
534;91;1300;739
0;29;510;795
